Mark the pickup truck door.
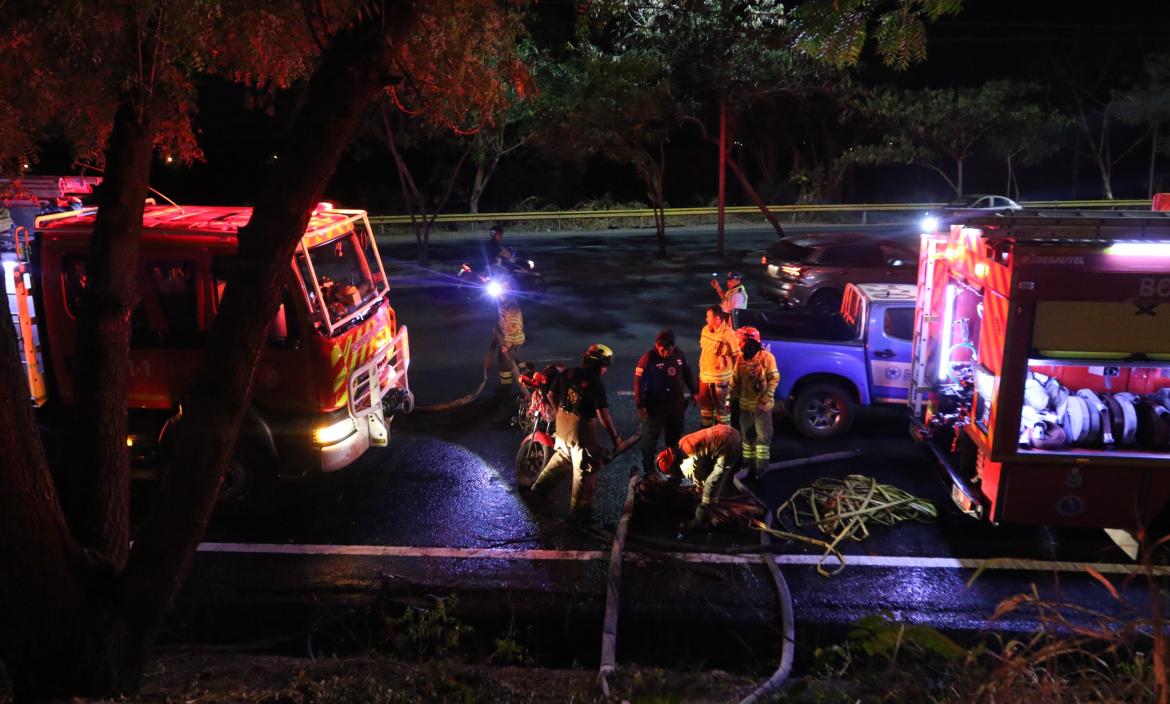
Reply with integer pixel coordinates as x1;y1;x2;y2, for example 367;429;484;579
866;304;915;404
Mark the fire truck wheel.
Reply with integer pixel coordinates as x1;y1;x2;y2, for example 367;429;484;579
516;438;552;488
217;455;253;504
807;289;842;315
792;383;856;439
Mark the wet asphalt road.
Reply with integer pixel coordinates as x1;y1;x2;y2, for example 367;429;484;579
188;224;1163;655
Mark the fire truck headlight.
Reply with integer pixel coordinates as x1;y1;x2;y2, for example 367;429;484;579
314;417;357;445
486;280;505;299
920;216;939;234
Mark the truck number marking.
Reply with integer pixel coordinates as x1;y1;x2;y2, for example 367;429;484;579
1138;277;1170;298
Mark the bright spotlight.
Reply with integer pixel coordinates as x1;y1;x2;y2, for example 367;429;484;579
920;216;939;233
486;280;505;298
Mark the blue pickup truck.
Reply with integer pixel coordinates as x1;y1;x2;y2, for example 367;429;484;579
734;283;917;439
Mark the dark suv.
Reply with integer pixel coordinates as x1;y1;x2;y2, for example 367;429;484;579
758;232;918;313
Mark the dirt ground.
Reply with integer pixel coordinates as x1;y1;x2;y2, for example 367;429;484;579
0;653;761;703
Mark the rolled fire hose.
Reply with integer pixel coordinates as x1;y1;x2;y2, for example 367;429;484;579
413;339;527;413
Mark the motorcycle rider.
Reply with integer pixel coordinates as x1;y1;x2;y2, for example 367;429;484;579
483;224;515;268
729;326;779;478
634;329;696;477
697;306;739;427
529;344;623;527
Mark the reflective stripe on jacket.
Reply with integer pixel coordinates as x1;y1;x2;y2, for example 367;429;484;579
731;348;780;411
498;304;525;346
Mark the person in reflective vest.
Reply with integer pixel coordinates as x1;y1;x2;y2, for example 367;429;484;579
697;306;739;427
494;294;525;389
655;424;742;530
711;271;748;314
529;344;623;526
730;326;779;478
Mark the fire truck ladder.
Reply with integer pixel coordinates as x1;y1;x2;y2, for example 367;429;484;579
909;234;943;418
6;227;47;406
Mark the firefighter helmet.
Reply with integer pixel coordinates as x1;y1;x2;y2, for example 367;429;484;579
736;326;761;343
655;446;679;477
584;343;614;367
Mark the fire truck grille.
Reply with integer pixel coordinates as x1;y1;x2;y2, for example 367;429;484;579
350;366;376;414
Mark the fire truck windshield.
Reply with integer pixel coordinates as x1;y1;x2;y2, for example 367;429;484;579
303;231;384;329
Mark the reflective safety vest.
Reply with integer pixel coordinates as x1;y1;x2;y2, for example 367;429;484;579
731;348;780;411
721;284;748;313
498;304;525;346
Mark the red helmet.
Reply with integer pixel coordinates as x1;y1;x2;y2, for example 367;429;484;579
737;326;761;343
655;447;679;477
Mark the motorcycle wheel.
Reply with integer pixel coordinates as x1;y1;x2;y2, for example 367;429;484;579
515;438;552;488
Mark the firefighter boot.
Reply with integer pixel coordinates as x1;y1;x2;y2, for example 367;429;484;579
683;503;713;532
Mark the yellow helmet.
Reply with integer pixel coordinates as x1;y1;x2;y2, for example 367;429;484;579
584;343;614;367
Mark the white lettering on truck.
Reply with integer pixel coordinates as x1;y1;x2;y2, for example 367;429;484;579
1138;278;1170;298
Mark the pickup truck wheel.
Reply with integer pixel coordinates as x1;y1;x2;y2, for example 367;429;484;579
792;383;856;439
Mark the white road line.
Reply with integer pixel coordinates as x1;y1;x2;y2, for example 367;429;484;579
195;542;1170;576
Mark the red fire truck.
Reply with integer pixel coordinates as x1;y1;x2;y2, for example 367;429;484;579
9;202;412;499
910;212;1170;530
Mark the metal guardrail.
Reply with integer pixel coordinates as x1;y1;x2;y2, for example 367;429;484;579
368;199;1153;227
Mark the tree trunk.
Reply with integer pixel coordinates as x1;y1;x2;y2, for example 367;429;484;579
381;105;431;267
726;154;784;238
654;142;667;259
470;159;490;214
717;99;727;258
64;102;155;566
955;155;965;198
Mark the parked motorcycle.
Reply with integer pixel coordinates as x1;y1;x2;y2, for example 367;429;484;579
513;369;561;487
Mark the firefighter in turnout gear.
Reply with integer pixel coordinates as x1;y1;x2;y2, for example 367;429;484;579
711;271;748;314
529;344;623;525
697;306;739;427
729;326;779;478
656;425;742;530
634;329;697;476
493;293;525;389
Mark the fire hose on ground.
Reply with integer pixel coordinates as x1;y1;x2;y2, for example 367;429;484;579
413;338;527;413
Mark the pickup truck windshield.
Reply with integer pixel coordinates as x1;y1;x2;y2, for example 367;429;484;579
302;230;384;329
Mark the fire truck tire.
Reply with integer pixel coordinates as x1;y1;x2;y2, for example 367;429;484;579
807;289;842;315
217;454;254;504
516;438;552;488
792;383;856;439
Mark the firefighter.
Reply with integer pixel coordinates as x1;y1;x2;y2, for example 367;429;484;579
697;306;739;427
529;344;623;525
729;326;779;478
493;291;526;391
655;424;742;530
634;329;697;476
711;271;748;314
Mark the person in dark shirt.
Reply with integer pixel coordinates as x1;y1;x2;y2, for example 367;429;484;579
481;224;514;269
634;329;696;476
529;344;623;525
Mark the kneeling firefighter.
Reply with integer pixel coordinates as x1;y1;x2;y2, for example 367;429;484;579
656;424;742;530
529;344;624;525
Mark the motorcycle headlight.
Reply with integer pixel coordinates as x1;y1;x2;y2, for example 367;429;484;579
486;280;505;298
526;259;535;269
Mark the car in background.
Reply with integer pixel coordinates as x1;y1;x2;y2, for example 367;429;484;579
758;232;918;313
941;194;1022;217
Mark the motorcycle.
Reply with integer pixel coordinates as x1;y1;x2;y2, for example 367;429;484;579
513;369;560;487
455;253;546;300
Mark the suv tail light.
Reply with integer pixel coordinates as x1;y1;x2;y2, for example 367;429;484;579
780;264;806;278
761;255;768;265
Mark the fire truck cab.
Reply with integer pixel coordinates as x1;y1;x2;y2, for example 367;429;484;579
10;202;412;498
910;212;1170;530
